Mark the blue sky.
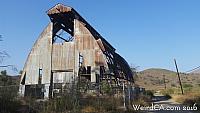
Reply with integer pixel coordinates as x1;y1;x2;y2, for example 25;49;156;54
0;0;200;74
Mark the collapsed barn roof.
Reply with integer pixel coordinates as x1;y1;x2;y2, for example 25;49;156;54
19;3;134;99
46;4;133;81
47;4;115;52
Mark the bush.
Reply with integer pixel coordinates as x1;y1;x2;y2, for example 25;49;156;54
132;94;152;106
0;97;21;113
0;86;21;113
144;90;154;98
40;93;80;113
161;88;175;95
79;95;119;112
171;83;176;87
183;84;193;88
101;81;112;95
164;94;171;99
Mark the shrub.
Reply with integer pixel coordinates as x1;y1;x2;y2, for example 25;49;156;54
183;84;193;88
144;90;154;98
41;93;80;113
161;88;175;95
164;94;171;99
101;81;112;95
132;93;152;106
0;97;21;113
0;85;22;113
171;83;176;87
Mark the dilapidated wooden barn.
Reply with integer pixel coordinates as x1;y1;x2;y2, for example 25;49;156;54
19;4;133;99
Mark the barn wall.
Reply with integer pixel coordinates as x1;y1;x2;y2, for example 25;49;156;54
53;72;74;83
52;42;75;71
19;4;134;99
74;19;108;82
52;42;75;83
21;23;53;85
21;17;109;85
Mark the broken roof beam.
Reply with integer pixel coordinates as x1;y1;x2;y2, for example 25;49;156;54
47;4;72;15
47;4;115;51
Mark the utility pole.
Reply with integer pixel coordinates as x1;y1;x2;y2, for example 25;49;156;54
163;75;166;90
174;59;184;95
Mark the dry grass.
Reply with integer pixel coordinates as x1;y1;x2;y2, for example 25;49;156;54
173;92;200;103
81;106;96;113
131;92;153;107
172;92;200;110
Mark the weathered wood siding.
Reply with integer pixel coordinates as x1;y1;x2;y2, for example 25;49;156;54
53;72;74;83
21;23;53;84
21;17;109;84
52;42;74;71
74;19;108;82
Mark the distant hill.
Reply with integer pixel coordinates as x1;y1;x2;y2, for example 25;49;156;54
141;68;176;75
135;68;200;90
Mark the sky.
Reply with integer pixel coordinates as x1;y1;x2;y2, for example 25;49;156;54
0;0;200;74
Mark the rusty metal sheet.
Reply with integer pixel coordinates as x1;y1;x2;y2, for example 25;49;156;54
47;4;72;15
95;49;107;66
96;39;105;51
19;4;134;99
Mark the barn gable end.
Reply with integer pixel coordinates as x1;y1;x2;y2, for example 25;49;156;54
19;4;133;99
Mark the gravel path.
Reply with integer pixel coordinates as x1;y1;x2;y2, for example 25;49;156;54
139;93;199;113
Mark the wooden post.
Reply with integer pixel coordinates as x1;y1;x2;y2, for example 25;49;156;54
128;81;131;108
174;59;184;95
163;75;166;90
123;81;126;109
49;26;54;99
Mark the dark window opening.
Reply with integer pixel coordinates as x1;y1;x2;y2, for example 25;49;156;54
25;85;44;99
100;66;105;80
79;53;84;67
87;66;91;74
21;72;26;85
82;75;91;81
78;66;91;81
38;68;42;84
79;66;87;75
100;66;105;74
96;74;99;83
53;83;63;98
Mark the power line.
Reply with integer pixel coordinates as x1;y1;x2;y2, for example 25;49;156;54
185;65;200;73
0;65;13;67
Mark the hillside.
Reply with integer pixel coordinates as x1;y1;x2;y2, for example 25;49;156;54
135;68;200;90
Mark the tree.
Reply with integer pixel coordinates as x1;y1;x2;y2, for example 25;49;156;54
0;35;17;72
130;64;139;80
0;70;8;86
101;81;112;95
19;70;23;75
1;70;7;76
0;35;9;63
